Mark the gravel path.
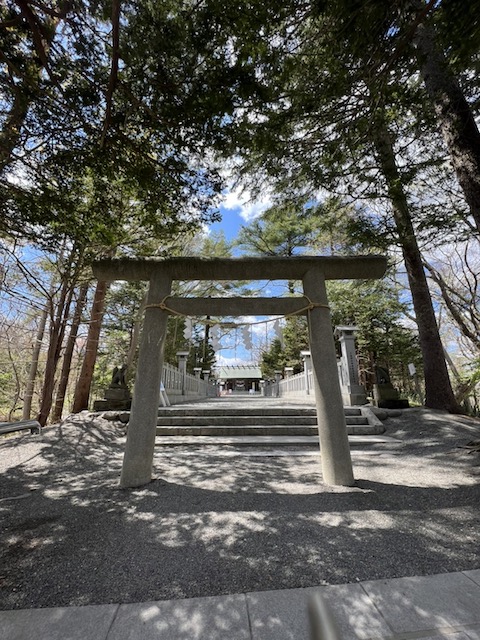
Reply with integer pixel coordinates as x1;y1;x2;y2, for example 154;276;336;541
0;407;479;610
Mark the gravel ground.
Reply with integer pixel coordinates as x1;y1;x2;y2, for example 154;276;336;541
0;407;479;610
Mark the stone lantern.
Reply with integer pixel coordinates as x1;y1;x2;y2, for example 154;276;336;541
176;351;190;395
300;350;311;395
334;326;367;405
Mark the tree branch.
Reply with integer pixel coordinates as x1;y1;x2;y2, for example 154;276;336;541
424;259;480;350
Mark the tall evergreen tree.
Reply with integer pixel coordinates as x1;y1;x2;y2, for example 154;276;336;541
223;2;466;411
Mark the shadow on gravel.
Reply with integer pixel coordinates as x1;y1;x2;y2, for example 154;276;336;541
0;410;479;610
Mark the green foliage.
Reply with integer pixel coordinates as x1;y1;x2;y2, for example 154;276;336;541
236;195;392;260
308;198;394;254
236;201;318;257
103;282;147;335
259;278;421;390
281;317;309;373
454;357;480;416
199;231;233;258
0;371;15;420
429;0;480;72
1;0;237;246
163;317;190;367
328;279;423;386
0;316;36;420
223;0;474;244
186;326;216;375
261;338;284;380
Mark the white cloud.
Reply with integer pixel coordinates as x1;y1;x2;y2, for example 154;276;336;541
236;315;260;324
220;184;273;222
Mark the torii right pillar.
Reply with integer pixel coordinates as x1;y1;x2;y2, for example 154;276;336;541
303;268;355;486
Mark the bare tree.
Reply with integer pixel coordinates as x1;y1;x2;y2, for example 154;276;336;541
424;240;480;354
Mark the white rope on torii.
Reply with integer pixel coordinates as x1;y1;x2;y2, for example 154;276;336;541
146;292;327;352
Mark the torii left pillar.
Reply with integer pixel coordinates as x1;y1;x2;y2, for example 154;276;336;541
120;273;172;488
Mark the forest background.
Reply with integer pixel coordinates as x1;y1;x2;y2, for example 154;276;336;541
1;0;479;426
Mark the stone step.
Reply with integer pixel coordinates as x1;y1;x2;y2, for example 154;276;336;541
155;423;383;436
155;435;395;447
155;415;369;427
156;406;362;417
117;404;386;440
154;405;387;440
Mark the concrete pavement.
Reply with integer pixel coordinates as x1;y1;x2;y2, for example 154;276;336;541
3;570;480;640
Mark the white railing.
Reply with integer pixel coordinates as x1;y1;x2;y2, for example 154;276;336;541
162;362;214;402
162;362;183;394
279;370;314;396
262;370;314;397
263;369;314;397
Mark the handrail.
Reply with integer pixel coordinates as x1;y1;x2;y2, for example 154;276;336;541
0;420;41;436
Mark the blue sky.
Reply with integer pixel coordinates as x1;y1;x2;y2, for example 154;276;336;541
209;208;242;245
210;184;273;245
205;188;283;367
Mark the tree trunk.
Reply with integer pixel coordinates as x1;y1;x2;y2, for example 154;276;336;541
72;280;109;412
22;298;49;420
6;330;21;421
36;279;75;427
373;119;460;412
51;282;89;422
412;14;480;233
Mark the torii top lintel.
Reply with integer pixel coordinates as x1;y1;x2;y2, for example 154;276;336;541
92;255;387;282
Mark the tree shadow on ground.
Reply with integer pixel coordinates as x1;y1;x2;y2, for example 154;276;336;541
0;409;479;611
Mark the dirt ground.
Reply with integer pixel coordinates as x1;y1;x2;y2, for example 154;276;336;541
0;407;479;610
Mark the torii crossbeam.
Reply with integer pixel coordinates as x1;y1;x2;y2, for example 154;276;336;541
93;256;387;488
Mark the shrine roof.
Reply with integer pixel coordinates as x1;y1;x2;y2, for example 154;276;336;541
215;365;262;380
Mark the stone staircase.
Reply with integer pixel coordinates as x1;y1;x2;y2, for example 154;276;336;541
154;402;386;447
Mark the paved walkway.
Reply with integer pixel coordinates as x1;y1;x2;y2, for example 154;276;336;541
3;570;480;640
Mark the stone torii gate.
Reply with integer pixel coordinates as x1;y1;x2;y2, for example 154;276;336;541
93;255;387;489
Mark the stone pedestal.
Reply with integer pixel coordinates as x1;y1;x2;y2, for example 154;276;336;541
94;386;132;411
334;326;367;406
373;384;409;409
373;365;409;408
